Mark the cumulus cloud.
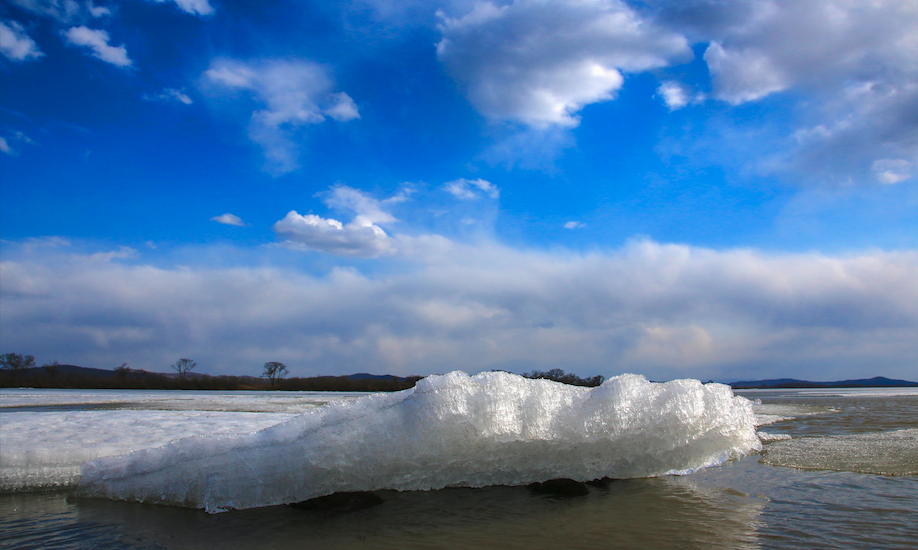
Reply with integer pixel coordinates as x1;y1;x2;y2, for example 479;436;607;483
436;0;689;127
273;186;396;257
564;221;584;229
62;26;131;67
0;20;45;62
273;212;394;257
443;178;499;200
2;240;916;381
648;0;918;185
204;58;359;175
210;213;245;226
656;80;704;111
144;88;193;105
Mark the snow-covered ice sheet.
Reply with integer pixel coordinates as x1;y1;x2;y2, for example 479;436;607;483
761;428;918;476
0;389;361;492
75;372;761;512
1;410;294;492
0;388;366;413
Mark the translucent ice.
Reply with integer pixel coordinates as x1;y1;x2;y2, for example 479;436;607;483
77;372;761;512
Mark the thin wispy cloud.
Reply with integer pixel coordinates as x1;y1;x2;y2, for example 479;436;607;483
204;58;360;175
443;178;499;200
154;0;215;17
62;26;132;67
144;88;193;105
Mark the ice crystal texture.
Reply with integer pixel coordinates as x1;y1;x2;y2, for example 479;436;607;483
77;372;760;512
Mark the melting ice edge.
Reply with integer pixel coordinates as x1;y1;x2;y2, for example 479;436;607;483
74;372;761;512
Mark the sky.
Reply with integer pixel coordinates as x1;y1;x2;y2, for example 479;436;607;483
1;0;916;382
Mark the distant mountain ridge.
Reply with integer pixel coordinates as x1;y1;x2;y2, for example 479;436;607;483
11;365;412;382
728;376;918;389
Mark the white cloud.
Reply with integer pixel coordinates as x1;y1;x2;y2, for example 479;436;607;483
159;0;214;16
204;58;359;175
87;1;110;17
436;0;689;127
872;159;913;185
322;185;396;225
656;80;704;111
0;137;11;155
144;88;193;105
210;213;245;226
564;221;584;229
62;26;131;67
273;186;397;257
703;41;789;105
2;240;916;381
324;92;360;122
273;211;393;258
657;81;688;111
0;20;45;62
649;0;918;185
443;178;499;200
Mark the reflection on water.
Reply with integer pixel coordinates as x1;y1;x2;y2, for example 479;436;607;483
1;471;764;550
3;457;916;549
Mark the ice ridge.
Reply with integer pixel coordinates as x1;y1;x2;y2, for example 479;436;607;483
76;371;761;512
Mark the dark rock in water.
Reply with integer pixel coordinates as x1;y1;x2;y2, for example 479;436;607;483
527;478;589;497
585;477;615;490
289;491;384;512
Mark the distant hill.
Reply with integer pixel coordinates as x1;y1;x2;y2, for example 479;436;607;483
729;376;918;389
2;364;420;391
15;365;410;381
341;373;408;381
16;364;208;379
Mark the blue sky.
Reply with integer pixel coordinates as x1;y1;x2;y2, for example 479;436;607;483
2;0;917;382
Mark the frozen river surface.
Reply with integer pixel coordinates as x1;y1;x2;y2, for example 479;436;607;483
1;376;916;549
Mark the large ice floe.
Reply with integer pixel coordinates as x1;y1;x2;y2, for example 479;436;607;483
75;372;760;512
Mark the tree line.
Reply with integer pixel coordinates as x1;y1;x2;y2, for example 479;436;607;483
2;352;605;391
0;353;422;392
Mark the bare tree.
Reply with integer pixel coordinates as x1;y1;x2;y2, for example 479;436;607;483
172;358;197;379
262;362;289;387
0;353;36;370
115;362;130;379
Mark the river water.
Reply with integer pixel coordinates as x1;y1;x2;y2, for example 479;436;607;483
1;385;915;549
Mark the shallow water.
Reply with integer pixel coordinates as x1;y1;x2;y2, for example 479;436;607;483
1;386;916;549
